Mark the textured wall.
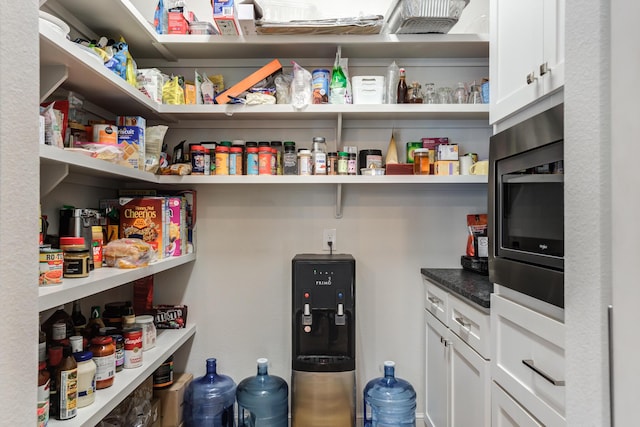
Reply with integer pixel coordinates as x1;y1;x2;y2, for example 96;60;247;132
0;0;40;423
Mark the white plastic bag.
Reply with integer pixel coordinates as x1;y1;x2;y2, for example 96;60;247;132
290;61;312;109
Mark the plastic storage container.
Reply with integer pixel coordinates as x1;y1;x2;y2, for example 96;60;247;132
237;358;289;427
352;76;385;104
184;358;237;427
363;361;416;427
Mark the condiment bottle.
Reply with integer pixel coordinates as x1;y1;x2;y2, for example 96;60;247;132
297;149;312;176
43;305;74;345
271;141;283;175
397;68;408;104
90;336;116;389
55;346;78;420
83;305;106;342
47;346;63;419
71;300;87;336
38;361;51;427
73;351;96;408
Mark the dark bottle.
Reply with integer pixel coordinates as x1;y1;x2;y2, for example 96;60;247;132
237;358;288;427
184;358;237;427
47;346;63;419
83;306;106;341
71;300;87;336
397;68;408;104
55;346;78;420
43;305;74;345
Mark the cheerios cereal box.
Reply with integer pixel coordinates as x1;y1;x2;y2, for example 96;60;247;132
119;197;165;259
117;116;145;169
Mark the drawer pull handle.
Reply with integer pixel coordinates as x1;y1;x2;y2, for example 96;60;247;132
427;296;441;305
522;359;565;386
454;317;471;329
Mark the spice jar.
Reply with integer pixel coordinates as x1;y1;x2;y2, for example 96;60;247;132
215;145;230;175
90;336;115;389
190;145;206;175
246;146;259;175
258;145;272;175
73;351;96;408
413;148;430;175
337;151;349;175
297;149;312;176
61;237;90;279
134;315;157;351
229;146;243;175
327;152;338;175
283;141;297;175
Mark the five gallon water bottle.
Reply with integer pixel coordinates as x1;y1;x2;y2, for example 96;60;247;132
184;358;237;427
236;358;289;427
363;361;416;427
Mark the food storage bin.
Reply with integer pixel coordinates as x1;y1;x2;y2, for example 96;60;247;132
352;76;385;104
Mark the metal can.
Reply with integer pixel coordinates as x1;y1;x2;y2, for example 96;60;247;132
153;355;174;389
39;248;63;285
122;327;143;369
312;69;330;104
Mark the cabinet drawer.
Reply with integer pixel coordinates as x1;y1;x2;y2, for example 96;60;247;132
491;294;565;426
492;381;544;427
424;279;448;325
447;292;491;359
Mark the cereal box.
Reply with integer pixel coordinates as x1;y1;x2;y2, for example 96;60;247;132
119;197;166;259
117;116;146;169
165;197;184;257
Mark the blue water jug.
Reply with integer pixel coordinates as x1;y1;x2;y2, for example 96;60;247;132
236;358;289;427
184;358;237;427
363;361;416;427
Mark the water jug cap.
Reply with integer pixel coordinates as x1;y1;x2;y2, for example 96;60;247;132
257;358;268;366
384;361;396;368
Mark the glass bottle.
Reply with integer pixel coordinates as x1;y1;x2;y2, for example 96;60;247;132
43;305;74;345
408;82;423;103
71;300;87;336
329;50;347;105
453;82;468;104
84;306;106;341
122;302;136;329
47;346;63;419
237;358;288;427
37;361;50;427
311;136;327;175
55;346;78;420
397;68;408;104
184;358;237;427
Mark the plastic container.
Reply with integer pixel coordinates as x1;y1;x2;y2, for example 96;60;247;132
237;358;289;427
352;76;385;104
363;361;416;427
134;314;157;351
73;351;96;408
184;358;237;427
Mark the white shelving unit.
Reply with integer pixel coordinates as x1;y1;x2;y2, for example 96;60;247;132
47;323;196;427
39;253;196;311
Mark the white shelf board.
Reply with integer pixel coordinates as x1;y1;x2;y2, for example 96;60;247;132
45;0;488;60
39;20;162;119
157;174;488;185
160;103;490;121
40;144;158;184
39;253;196;312
48;323;196;427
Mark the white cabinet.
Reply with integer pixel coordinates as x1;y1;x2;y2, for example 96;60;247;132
491;293;565;426
492;382;543;427
490;0;565;123
423;279;490;427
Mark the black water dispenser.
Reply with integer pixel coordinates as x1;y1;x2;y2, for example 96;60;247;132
291;254;356;427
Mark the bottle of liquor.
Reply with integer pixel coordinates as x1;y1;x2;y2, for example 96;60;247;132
43;305;74;345
71;300;87;336
38;315;47;363
397;68;408;104
83;306;106;341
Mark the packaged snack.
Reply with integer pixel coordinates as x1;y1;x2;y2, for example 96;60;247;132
467;214;488;258
104;238;156;268
153;305;188;329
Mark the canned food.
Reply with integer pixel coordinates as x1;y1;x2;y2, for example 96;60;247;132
39;248;63;285
312;69;330;104
122;327;143;369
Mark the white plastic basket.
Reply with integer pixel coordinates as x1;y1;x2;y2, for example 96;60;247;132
383;0;470;34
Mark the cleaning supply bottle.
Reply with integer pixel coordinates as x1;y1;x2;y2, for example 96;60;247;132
329;47;347;104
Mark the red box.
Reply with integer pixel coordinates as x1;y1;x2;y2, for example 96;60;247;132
385;163;414;175
168;11;189;34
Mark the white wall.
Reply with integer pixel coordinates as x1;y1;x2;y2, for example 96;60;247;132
0;0;40;423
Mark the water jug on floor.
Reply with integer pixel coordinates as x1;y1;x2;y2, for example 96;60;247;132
237;358;289;427
184;358;237;427
363;361;416;427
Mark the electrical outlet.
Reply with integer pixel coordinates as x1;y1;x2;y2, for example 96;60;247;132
323;228;337;251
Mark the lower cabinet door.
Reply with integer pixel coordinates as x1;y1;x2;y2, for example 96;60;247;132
492;381;543;427
425;310;449;427
449;333;490;427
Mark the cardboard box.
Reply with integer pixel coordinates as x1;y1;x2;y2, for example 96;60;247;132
150;397;162;427
215;59;282;104
213;0;241;35
119;197;167;259
165;197;184;257
154;372;193;427
236;4;257;35
117;116;146;169
434;160;460;175
385;163;414;175
436;144;459;161
168;11;189;34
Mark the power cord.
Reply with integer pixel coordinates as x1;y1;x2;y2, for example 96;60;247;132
328;240;333;255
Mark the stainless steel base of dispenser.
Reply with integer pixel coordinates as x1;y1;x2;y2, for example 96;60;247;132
291;370;356;427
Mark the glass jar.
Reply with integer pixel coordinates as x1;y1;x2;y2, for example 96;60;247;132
311;137;327;175
38;361;50;427
229;146;243;175
347;153;357;175
337;151;349;175
297;149;312;176
283;142;297;175
327;152;338;175
90;336;115;389
73;351;96;408
134;315;157;351
413;148;430;175
259;146;272;175
110;334;125;372
271;141;283;175
215;145;230;175
246;146;259;175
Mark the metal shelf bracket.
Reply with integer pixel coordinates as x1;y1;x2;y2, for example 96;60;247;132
335;183;343;219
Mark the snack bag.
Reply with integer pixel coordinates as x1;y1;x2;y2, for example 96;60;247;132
467;214;488;258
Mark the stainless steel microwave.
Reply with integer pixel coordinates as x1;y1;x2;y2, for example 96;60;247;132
488;104;564;308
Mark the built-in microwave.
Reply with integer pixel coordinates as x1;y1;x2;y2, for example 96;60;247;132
488;104;564;308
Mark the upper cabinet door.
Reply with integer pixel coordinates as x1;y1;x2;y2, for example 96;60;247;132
490;0;565;124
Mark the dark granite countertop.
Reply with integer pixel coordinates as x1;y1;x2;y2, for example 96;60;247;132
420;268;493;311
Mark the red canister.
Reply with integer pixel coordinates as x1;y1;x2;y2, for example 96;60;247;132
258;147;272;175
122;327;143;369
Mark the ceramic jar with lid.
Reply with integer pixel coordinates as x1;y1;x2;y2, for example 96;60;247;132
134;315;156;351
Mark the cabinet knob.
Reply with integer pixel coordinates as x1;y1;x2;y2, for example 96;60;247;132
540;62;549;76
526;72;537;85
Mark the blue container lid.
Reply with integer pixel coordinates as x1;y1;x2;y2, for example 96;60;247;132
73;350;93;362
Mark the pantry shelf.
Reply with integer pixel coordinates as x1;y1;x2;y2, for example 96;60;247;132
156;174;489;185
38;253;196;312
47;323;196;427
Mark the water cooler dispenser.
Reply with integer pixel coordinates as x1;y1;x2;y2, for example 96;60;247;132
291;254;356;427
